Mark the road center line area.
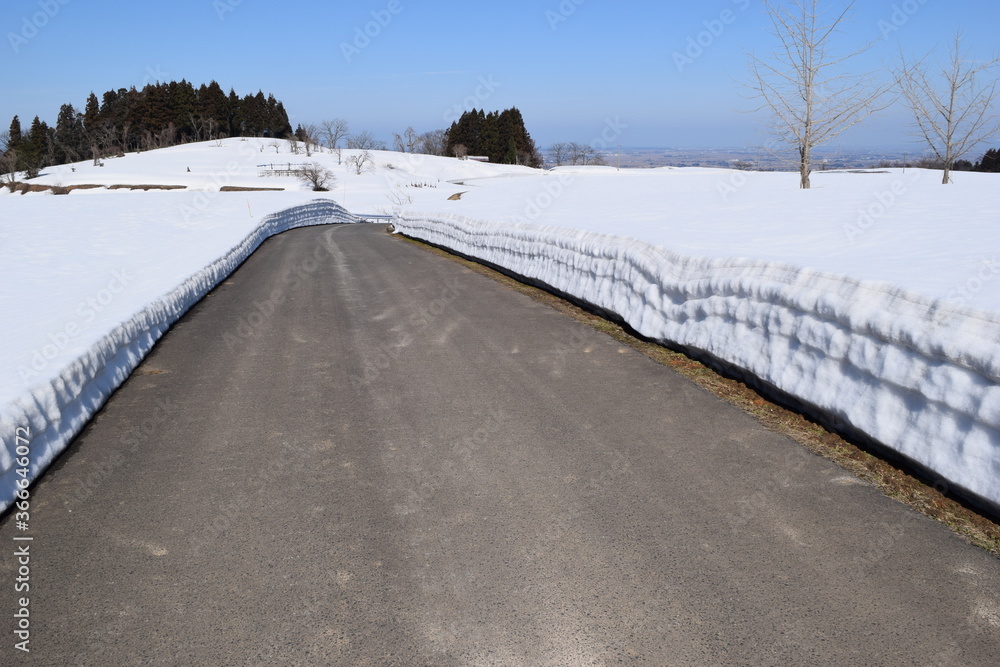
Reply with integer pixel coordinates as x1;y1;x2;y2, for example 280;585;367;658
2;223;998;664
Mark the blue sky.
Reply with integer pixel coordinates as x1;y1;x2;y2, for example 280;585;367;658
3;0;998;150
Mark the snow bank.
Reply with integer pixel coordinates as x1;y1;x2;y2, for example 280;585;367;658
393;213;1000;511
0;200;357;512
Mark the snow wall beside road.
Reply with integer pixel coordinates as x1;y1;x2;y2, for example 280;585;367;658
0;200;358;513
394;212;1000;513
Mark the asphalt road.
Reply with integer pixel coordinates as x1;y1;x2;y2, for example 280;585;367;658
2;223;999;665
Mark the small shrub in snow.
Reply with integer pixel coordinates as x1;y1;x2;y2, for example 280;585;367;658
296;162;336;191
348;151;374;175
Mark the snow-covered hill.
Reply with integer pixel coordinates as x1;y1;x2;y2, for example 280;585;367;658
12;137;533;211
396;166;1000;311
2;138;999;513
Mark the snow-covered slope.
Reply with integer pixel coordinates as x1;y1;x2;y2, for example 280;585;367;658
21;137;535;211
394;167;1000;311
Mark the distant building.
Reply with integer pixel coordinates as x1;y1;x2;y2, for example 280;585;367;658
459;155;490;163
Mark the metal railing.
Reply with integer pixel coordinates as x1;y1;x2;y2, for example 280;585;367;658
354;214;394;223
257;163;312;177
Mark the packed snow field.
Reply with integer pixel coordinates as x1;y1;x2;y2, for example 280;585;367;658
2;138;999;513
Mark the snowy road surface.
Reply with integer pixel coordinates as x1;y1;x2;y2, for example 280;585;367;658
1;224;998;664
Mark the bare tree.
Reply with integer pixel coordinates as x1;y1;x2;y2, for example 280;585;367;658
346;130;385;150
89;119;118;164
417;129;447;156
158;123;177;149
392;131;406;153
117;122;131;157
567;141;603;166
0;130;10;153
585;150;606;166
319;119;349;149
386;187;413;206
139;130;156;152
299;123;322;155
550;142;569;166
0;148;19;188
404;126;420;153
391;126;421;153
44;131;60;167
188;113;220;143
452;143;468;159
896;32;1000;184
347;150;374;175
746;0;896;189
206;118;221;141
296;162;336;191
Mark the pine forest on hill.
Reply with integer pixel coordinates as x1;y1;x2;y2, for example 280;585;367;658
3;80;292;176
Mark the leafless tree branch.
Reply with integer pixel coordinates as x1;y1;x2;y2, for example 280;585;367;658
745;0;896;188
296;162;336;191
896;31;1000;184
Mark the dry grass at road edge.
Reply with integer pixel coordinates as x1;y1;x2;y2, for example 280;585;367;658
394;230;1000;558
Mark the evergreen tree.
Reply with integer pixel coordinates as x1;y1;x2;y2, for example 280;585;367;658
54;104;85;164
145;84;168;133
120;86;141;151
100;88;132;153
480;110;501;161
169;80;198;140
4;115;22;173
975;148;1000;173
504;137;519;165
197;81;229;138
22;116;48;174
11;81;293;166
241;91;267;136
227;88;243;136
83;93;100;129
444;107;541;166
445;109;481;156
100;89;119;119
8;116;22;152
272;100;292;138
498;107;541;167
